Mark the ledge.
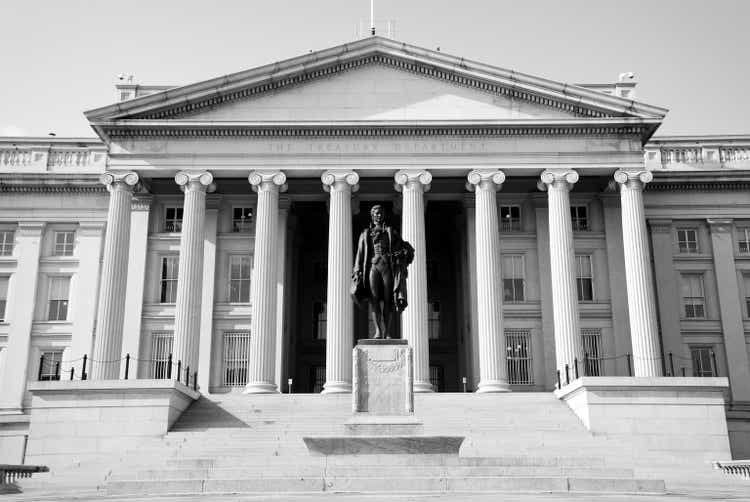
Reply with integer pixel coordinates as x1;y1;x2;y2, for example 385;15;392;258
27;378;200;400
554;376;729;400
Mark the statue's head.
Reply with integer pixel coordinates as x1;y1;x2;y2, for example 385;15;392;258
370;205;385;225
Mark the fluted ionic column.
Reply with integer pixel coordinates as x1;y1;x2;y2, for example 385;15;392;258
395;170;433;392
91;172;139;380
245;171;287;394
539;169;583;379
614;170;662;376
467;170;510;393
172;171;214;377
321;170;359;394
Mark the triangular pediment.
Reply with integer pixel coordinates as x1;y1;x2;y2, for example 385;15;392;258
86;37;667;139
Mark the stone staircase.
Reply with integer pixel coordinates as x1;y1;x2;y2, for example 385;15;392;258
96;392;670;496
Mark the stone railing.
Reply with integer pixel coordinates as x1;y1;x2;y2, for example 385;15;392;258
644;136;750;171
713;460;750;480
0;139;106;172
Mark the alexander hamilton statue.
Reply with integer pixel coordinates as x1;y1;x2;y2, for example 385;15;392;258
351;205;414;339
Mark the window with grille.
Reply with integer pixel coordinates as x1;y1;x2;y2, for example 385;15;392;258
690;346;716;377
581;328;602;376
0;276;8;322
47;276;70;321
680;274;706;318
164;207;183;232
428;301;440;340
39;350;63;381
229;255;251;303
502;255;525;302
313;301;326;340
571;205;589;231
0;231;14;256
738;228;750;254
429;365;444;392
505;329;532;384
677;228;699;253
160;256;179;303
232;207;254;233
311;365;326;393
151;332;173;378
54;231;75;256
223;331;250;387
500;206;521;232
575;255;594;302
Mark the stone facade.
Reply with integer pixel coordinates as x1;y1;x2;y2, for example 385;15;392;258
0;37;749;461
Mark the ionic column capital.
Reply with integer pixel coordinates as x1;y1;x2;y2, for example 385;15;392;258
175;171;216;193
466;169;505;192
614;169;653;190
394;169;432;193
321;170;359;193
100;171;139;193
249;170;287;193
538;169;578;191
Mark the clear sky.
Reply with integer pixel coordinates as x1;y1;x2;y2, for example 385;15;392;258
0;0;747;138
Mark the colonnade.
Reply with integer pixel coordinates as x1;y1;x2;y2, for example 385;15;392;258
89;167;662;391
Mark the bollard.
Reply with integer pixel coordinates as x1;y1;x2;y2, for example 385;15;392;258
682;367;686;377
193;372;198;391
167;354;173;379
82;354;88;380
669;352;675;377
70;367;74;380
565;364;570;385
625;354;632;377
38;355;45;381
124;354;130;380
462;376;467;393
574;358;579;380
185;366;190;386
556;370;561;390
176;360;181;382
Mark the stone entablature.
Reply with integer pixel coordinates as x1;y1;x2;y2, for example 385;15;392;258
644;135;750;171
0;138;106;174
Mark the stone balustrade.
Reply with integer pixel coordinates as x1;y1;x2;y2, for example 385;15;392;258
644;136;750;170
0;139;106;172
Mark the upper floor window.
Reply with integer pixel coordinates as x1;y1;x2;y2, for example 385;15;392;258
47;276;70;321
160;256;179;303
738;227;750;254
38;350;63;381
744;274;750;317
676;228;699;253
164;207;183;233
232;207;254;233
680;273;706;319
228;255;251;303
575;255;594;302
571;205;589;231
502;255;525;302
0;276;8;321
0;231;14;256
500;205;521;232
690;346;716;377
54;231;75;256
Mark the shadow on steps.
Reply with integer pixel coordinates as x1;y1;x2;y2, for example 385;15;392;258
172;396;250;431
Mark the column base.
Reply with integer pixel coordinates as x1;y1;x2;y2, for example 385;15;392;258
476;380;511;393
414;380;434;393
321;381;352;394
243;382;279;394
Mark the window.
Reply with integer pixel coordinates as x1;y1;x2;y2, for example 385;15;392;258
311;365;325;393
313;301;326;340
571;205;589;231
677;228;699;253
681;274;706;318
38;350;63;381
575;255;594;302
581;328;602;376
0;277;7;321
232;207;254;233
500;206;521;232
160;256;179;303
690;346;716;377
229;255;251;303
223;331;250;387
744;274;750;317
47;277;70;321
506;329;532;384
151;332;173;379
164;207;183;232
428;301;440;340
738;228;750;254
54;231;75;256
429;365;444;392
502;255;525;302
0;231;14;256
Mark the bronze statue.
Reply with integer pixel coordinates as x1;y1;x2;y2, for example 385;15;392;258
351;205;414;339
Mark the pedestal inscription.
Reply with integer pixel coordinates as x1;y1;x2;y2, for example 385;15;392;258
353;339;413;415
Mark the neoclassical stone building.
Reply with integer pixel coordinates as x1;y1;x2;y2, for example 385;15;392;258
0;37;749;459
